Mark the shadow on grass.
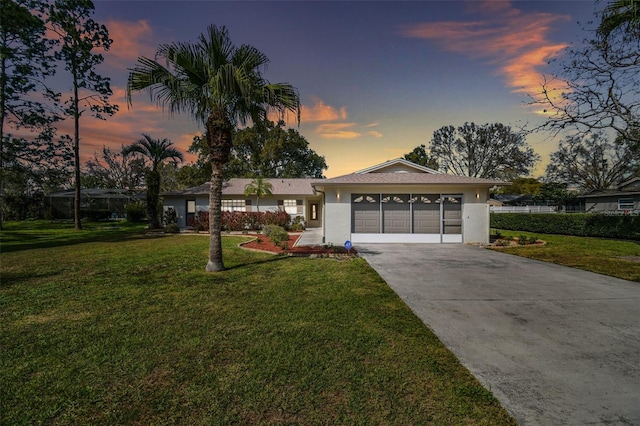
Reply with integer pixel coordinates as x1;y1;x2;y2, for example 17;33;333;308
224;253;293;271
0;231;169;253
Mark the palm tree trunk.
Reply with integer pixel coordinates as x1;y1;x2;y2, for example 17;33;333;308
206;160;224;272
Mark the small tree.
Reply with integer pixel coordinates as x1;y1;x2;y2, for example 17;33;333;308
123;134;184;229
244;177;273;213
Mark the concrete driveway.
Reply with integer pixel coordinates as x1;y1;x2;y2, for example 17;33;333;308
357;244;640;425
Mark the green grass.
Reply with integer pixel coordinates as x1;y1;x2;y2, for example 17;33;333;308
1;223;514;425
492;229;640;282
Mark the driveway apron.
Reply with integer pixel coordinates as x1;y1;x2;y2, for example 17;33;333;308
357;244;640;425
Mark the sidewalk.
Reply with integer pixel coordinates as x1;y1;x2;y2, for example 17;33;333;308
294;228;323;246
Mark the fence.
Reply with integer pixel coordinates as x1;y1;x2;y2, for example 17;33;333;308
490;206;557;214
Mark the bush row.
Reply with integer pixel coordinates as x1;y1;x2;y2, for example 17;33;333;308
192;210;293;232
490;213;640;240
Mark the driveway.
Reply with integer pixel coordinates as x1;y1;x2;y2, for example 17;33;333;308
357;244;640;425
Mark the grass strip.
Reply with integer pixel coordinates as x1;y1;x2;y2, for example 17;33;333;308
492;229;640;282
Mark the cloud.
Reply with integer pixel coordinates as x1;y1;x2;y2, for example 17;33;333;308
104;20;155;67
301;98;348;122
316;123;362;139
401;0;570;105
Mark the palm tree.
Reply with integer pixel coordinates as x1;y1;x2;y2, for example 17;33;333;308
123;134;184;229
244;177;273;212
598;0;639;40
127;25;300;272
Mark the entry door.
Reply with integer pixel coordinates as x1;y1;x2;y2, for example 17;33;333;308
442;195;462;242
186;200;196;227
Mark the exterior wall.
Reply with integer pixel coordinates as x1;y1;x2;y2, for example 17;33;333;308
585;195;640;212
163;194;319;228
321;185;491;245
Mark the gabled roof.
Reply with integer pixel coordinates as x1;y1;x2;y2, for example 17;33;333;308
313;159;506;187
577;176;640;198
162;178;316;197
354;158;441;175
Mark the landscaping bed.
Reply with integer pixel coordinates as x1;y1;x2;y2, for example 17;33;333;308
240;233;357;257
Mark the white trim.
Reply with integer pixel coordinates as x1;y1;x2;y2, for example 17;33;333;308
351;233;444;243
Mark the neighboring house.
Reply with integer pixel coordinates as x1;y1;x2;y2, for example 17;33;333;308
162;178;322;229
163;159;506;244
578;177;640;213
46;188;145;220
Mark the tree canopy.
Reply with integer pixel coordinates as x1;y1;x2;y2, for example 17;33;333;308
535;0;640;149
429;122;539;180
545;132;639;192
402;144;438;170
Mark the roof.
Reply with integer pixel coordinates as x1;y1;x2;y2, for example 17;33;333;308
577;177;640;198
162;178;316;197
48;188;145;199
313;173;505;186
354;158;441;175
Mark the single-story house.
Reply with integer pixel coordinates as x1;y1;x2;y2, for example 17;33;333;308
578;177;640;213
162;158;506;244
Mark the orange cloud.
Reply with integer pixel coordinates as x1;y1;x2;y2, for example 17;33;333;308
401;0;570;106
316;123;361;139
301;98;348;122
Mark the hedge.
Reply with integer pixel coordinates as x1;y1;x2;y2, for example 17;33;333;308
490;213;640;240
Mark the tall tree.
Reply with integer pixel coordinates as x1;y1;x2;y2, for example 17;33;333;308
402;144;439;170
243;177;273;212
127;25;300;272
429;122;539;180
123;134;184;229
82;145;146;190
0;0;59;228
535;1;639;148
225;121;326;178
48;0;117;230
545;132;639;192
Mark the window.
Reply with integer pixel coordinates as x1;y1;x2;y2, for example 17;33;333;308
311;203;318;221
618;198;635;210
279;199;299;215
222;199;247;212
187;200;196;213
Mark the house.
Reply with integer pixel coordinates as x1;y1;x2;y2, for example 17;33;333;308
162;159;506;244
162;178;323;229
577;177;640;213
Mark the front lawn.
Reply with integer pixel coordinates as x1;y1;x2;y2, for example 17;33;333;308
491;229;640;282
0;225;514;425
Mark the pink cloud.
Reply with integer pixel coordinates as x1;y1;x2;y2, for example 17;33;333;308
401;0;570;105
103;20;155;66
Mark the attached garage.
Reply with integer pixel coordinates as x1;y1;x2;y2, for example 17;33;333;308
313;159;505;245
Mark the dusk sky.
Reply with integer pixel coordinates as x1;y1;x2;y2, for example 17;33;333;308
70;0;598;178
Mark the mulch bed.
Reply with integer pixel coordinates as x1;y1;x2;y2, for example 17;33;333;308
240;233;357;257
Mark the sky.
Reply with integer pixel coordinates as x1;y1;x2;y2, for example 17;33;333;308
57;0;599;178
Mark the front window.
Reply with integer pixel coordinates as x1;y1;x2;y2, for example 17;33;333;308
222;199;247;212
618;198;634;210
281;199;298;215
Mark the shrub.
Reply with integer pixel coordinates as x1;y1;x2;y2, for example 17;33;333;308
163;208;178;225
165;223;180;233
125;202;146;223
263;211;290;228
263;224;289;247
517;235;529;245
194;211;209;231
291;215;306;231
528;236;539;244
490;213;640;240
